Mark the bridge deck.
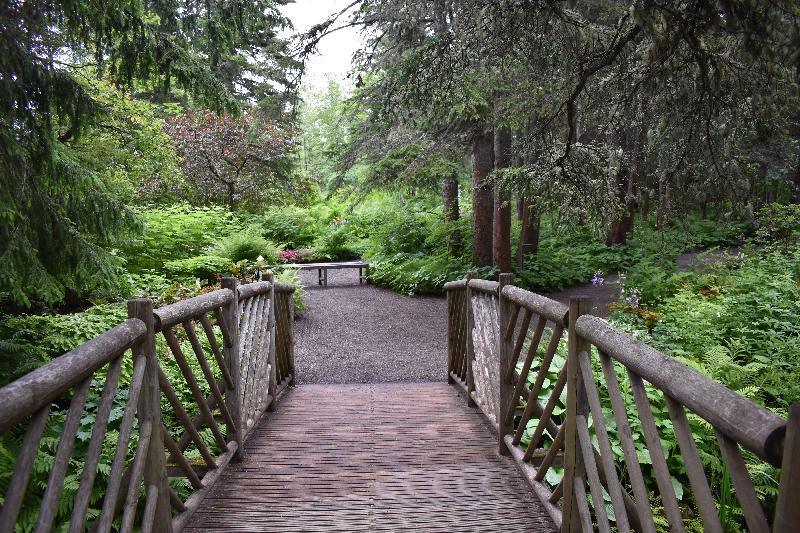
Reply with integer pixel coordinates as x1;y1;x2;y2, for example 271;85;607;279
185;383;556;532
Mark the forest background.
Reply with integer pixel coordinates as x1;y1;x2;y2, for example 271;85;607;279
1;1;800;529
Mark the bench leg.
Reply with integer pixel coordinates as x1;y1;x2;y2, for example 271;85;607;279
318;268;322;286
359;266;363;284
323;268;328;286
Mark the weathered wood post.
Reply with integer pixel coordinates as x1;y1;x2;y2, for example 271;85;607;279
775;402;800;530
221;277;244;462
465;271;478;408
561;296;591;533
498;273;514;456
447;282;456;384
128;298;173;532
266;271;278;411
286;289;297;387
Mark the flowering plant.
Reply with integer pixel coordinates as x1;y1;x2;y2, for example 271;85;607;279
279;249;301;262
591;270;604;287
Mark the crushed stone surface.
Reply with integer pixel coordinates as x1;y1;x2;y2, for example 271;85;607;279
293;268;448;384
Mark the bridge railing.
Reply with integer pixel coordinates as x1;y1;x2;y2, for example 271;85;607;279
0;274;295;532
445;273;800;532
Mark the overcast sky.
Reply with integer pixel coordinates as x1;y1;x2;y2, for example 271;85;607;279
281;0;364;91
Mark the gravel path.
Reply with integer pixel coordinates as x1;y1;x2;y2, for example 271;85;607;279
293;268;448;384
291;247;738;383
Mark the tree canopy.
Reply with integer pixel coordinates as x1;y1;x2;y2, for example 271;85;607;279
0;0;298;307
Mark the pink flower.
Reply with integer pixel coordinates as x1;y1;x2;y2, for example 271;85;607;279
279;249;301;262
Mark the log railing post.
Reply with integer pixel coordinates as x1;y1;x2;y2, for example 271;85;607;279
775;402;800;530
286;290;296;387
266;271;278;411
128;299;172;532
447;287;456;384
498;273;514;456
465;271;478;408
561;296;591;533
221;277;244;462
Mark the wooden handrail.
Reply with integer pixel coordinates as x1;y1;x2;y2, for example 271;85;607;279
502;285;569;326
468;278;500;294
154;288;234;331
237;280;272;300
575;314;786;466
444;274;798;532
0;274;297;532
0;319;146;433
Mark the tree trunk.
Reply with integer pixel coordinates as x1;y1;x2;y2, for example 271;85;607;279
472;131;494;267
227;182;236;211
493;128;512;272
517;198;540;268
442;173;460;256
657;173;670;231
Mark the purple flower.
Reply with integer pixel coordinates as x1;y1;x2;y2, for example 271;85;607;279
591;271;605;287
625;288;641;307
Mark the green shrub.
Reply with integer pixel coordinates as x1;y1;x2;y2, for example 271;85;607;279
261;206;320;248
164;255;233;280
121;204;245;271
274;268;307;315
211;229;281;263
0;304;128;385
313;225;360;260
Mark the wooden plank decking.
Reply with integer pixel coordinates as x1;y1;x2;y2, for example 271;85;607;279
185;383;556;532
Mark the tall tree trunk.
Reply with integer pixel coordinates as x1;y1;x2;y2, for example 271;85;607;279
657;172;670;231
493;128;512;272
472;131;494;267
442;173;460;255
517;198;540;268
606;167;635;246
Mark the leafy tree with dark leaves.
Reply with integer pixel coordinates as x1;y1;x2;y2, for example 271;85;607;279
166;110;297;210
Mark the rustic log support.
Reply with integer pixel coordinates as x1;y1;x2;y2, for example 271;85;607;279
774;403;800;530
221;277;244;462
128;299;172;532
498;273;514;456
465;271;478;408
561;296;590;533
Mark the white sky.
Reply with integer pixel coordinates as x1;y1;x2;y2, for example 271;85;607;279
281;0;364;91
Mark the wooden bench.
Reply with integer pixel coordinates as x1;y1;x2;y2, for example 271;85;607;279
282;261;369;286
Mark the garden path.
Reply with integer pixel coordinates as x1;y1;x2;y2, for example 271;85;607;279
293;269;448;384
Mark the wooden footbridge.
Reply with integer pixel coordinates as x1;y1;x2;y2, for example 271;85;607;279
0;273;798;532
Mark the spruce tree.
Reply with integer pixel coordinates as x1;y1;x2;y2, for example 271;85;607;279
0;0;296;307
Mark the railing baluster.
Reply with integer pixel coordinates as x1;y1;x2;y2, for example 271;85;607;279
578;350;630;532
70;350;145;532
775;402;800;530
576;414;611;532
34;376;91;533
163;327;228;449
522;365;567;458
716;431;770;533
158;367;217;468
200;313;235;391
628;370;685;533
598;351;656;532
498;272;514;455
221;277;243;462
163;428;204;489
465;272;477;407
0;405;50;531
120;419;153;533
665;397;723;533
182;320;236;431
561;295;590;533
505;307;532;385
266;271;278;411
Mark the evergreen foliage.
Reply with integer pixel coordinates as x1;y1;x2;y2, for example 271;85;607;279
0;0;296;308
